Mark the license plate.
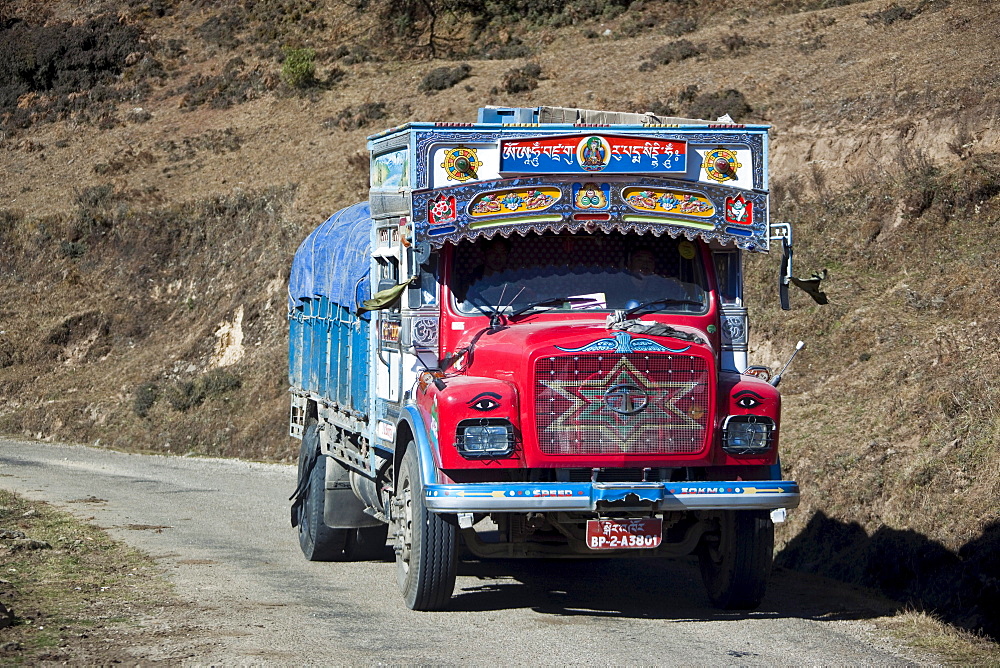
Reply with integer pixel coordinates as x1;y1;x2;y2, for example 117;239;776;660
586;518;662;550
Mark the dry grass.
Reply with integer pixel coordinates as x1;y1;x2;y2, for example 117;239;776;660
0;185;302;461
0;490;174;663
880;609;1000;666
754;147;1000;641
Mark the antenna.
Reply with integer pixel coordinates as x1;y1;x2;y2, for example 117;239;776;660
770;341;805;388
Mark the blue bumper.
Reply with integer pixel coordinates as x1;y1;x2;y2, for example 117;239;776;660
424;480;799;513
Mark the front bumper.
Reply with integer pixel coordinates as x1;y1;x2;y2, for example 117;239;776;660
424;480;799;513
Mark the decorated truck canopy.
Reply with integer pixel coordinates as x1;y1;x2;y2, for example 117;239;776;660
367;106;771;253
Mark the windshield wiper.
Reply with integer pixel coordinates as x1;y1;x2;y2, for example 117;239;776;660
509;296;599;319
469;301;504;329
625;297;704;316
466;283;527;330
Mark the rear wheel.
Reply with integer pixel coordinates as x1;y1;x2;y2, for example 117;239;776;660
395;444;457;610
297;449;349;561
698;510;774;610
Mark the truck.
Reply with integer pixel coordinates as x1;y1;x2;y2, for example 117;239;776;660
287;105;801;611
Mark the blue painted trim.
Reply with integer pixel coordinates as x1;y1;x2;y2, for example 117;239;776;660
555;331;691;354
768;457;782;481
423;480;800;513
411;174;771;252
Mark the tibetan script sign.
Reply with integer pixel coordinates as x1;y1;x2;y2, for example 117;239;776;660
499;135;687;175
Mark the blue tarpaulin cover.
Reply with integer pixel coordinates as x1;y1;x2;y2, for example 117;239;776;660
288;202;371;314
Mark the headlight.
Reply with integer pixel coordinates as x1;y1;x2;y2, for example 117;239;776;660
722;415;775;455
455;419;515;457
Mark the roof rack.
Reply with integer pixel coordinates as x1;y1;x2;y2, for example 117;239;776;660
478;105;718;126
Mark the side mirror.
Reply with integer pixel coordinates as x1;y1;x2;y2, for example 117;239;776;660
743;366;772;382
769;222;793;311
779;236;791;311
413;240;432;266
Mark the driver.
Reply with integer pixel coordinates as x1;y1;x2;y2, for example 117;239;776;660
482;238;509;277
617;249;689;309
629;249;657;277
464;237;534;308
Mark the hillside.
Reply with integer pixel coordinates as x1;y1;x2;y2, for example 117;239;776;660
1;0;998;641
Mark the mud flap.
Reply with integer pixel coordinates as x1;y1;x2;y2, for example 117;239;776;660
324;458;383;529
290;422;320;528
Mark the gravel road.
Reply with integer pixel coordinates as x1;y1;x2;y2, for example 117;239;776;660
0;439;932;665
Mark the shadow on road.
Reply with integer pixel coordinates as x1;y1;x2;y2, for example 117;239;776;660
448;555;896;623
441;513;999;641
777;511;1000;641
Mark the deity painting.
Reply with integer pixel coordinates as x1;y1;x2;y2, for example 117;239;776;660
725;195;752;225
577;136;610;172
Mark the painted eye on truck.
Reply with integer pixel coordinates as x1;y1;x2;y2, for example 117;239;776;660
467;392;501;412
734;390;763;409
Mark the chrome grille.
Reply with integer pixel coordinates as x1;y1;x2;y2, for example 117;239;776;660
534;353;710;455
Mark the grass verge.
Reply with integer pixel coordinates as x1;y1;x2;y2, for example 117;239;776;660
879;609;1000;666
0;488;173;664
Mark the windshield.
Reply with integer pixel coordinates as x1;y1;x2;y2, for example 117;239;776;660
451;232;708;315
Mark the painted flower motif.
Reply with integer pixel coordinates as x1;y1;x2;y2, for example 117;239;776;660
429;195;457;225
658;193;680;210
501;193;523;210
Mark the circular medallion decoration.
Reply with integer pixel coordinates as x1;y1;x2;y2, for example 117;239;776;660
604;383;649;415
441;146;482;182
678;240;697;260
702;148;741;182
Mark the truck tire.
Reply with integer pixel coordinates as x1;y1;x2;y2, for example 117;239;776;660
297;427;349;561
698;509;773;610
395;443;457;610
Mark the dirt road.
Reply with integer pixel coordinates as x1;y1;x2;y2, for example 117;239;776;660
0;439;932;665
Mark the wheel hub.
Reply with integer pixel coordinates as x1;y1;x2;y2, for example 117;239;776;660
393;484;413;572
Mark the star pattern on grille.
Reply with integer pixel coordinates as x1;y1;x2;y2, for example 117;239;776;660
539;356;703;451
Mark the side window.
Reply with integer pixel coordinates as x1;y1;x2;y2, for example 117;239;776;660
713;251;742;306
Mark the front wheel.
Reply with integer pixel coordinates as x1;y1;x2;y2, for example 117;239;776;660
394;444;457;610
698;510;774;610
